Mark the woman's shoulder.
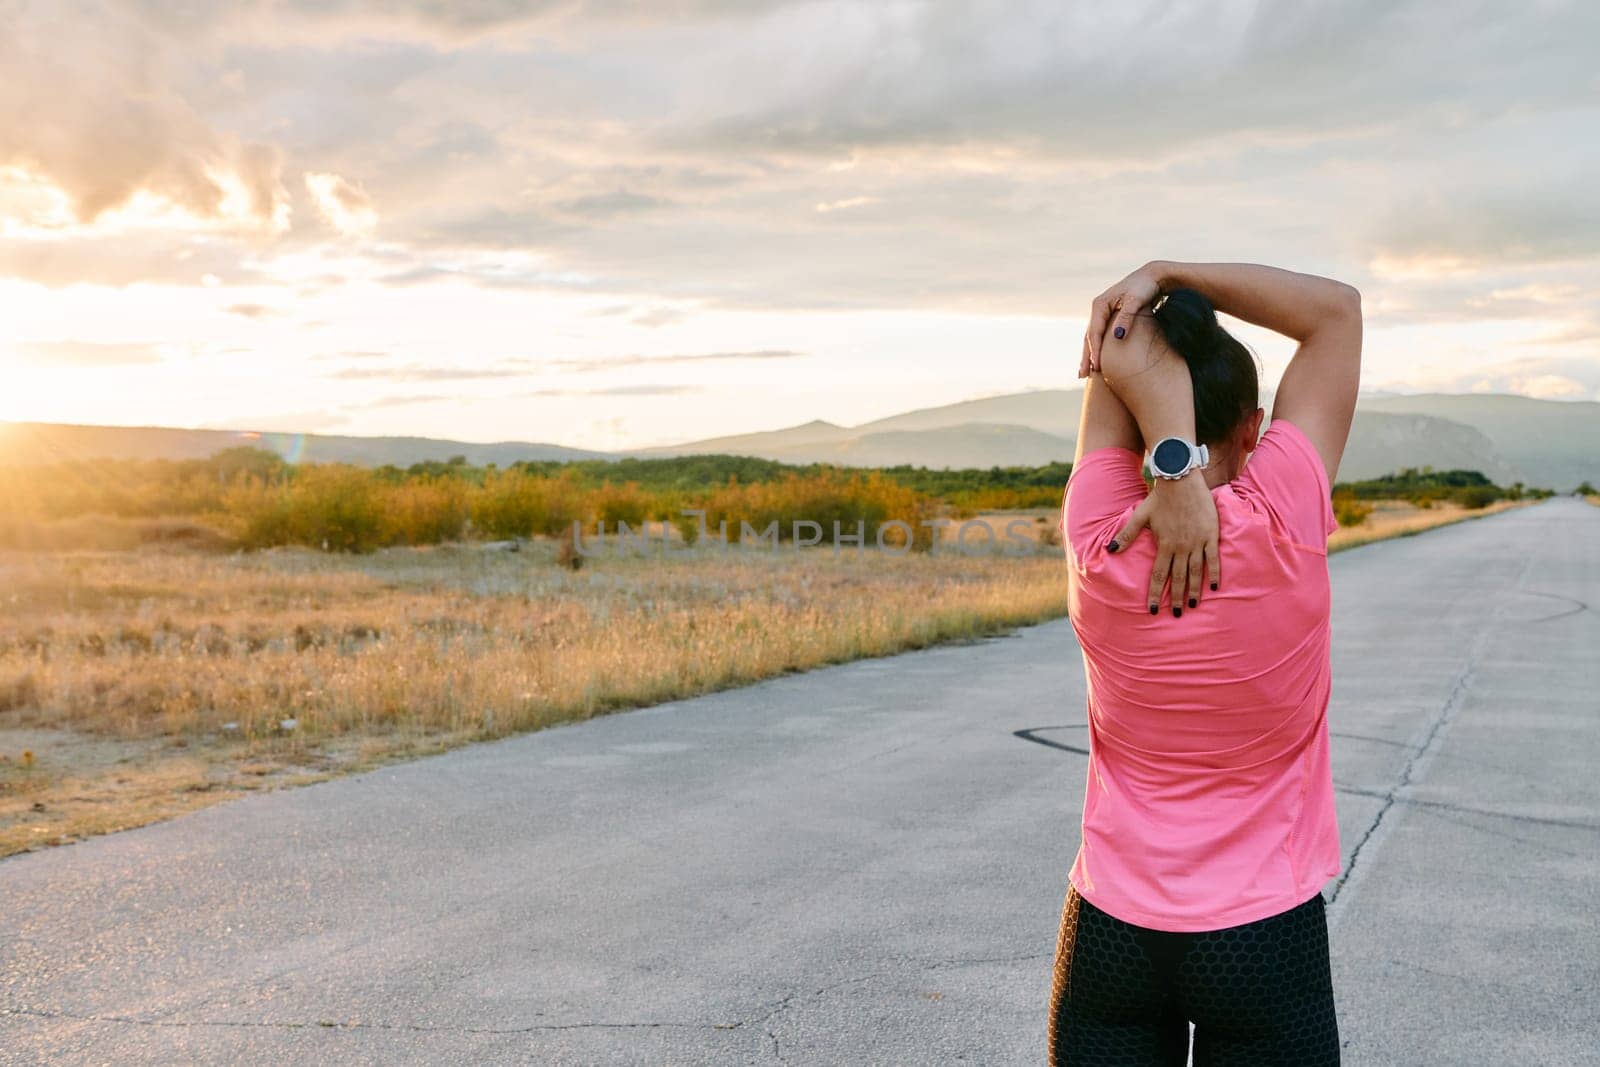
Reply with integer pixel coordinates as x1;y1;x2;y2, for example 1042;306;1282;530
1230;419;1338;552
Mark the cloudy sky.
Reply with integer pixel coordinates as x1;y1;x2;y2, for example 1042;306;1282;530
2;0;1597;451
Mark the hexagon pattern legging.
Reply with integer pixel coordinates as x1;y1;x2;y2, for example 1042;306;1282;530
1047;885;1340;1066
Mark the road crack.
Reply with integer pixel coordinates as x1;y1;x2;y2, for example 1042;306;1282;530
0;1005;745;1036
752;948;1052;1063
5;948;1053;1058
1327;553;1537;918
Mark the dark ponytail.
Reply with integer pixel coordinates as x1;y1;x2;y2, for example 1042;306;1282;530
1151;288;1260;447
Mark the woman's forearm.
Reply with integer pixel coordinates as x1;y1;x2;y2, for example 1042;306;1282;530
1096;338;1196;456
1148;261;1360;342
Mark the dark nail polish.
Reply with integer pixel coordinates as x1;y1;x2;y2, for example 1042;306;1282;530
1114;326;1126;339
1107;540;1119;552
1173;606;1182;618
1188;597;1197;608
1149;604;1158;615
1210;583;1218;591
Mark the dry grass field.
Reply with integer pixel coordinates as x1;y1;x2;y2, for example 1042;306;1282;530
1326;496;1531;551
0;539;1066;856
0;496;1538;857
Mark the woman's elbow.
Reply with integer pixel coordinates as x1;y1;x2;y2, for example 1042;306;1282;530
1333;282;1362;320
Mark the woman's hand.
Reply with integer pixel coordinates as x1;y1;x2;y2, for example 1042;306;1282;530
1108;473;1220;616
1079;263;1164;378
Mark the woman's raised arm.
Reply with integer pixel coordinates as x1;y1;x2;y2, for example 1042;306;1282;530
1084;261;1362;484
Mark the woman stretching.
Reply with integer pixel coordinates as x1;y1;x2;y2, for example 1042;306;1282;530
1049;261;1363;1065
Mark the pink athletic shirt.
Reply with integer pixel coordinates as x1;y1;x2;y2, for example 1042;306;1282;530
1060;417;1342;932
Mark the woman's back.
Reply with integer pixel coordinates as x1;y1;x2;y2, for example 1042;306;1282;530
1061;416;1342;931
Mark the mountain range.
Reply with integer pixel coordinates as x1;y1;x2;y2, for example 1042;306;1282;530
636;389;1590;489
0;422;606;468
2;389;1594;490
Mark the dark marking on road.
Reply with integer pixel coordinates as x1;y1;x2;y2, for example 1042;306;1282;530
1333;779;1600;835
1013;725;1088;756
1329;730;1422;752
1521;587;1591;623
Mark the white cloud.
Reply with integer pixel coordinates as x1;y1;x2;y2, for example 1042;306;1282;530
0;2;287;230
305;172;378;236
815;196;879;214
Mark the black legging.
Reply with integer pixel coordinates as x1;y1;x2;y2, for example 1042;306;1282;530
1048;886;1339;1066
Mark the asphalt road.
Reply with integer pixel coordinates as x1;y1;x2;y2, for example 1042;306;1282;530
3;498;1597;1065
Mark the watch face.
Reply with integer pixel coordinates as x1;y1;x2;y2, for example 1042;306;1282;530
1152;438;1191;476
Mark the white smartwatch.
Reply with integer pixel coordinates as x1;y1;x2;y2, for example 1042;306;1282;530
1147;436;1209;480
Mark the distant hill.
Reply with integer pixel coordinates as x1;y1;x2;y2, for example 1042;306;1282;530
641;419;856;457
0;422;607;468
3;388;1592;489
1354;393;1600;492
753;423;1076;470
853;391;1081;438
635;389;1546;486
1341;411;1518;486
